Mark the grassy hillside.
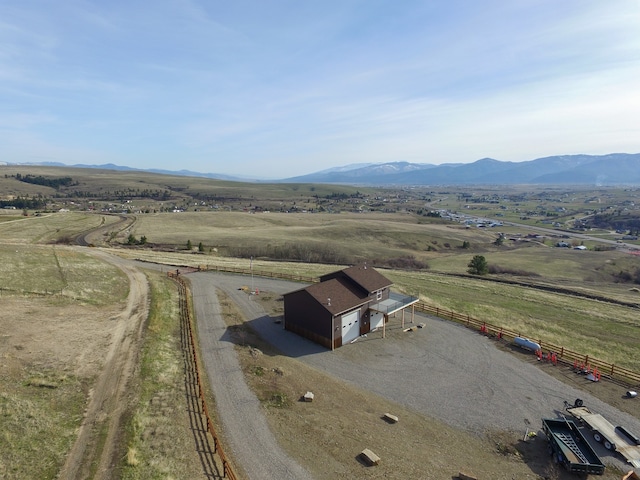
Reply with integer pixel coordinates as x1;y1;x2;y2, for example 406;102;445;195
0;165;372;211
2;167;640;373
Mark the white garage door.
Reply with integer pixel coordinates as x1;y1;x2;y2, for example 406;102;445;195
341;309;360;344
370;312;384;330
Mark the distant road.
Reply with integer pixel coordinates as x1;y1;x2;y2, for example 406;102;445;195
503;220;638;252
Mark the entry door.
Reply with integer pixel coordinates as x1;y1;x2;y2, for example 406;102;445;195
341;310;360;344
370;312;384;330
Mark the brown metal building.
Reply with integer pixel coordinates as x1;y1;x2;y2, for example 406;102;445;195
283;264;418;349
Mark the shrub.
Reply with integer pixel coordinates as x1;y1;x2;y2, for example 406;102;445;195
468;255;488;275
488;265;541;277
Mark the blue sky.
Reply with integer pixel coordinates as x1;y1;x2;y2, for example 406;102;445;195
1;1;639;179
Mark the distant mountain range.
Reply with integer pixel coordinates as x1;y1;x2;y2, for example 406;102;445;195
3;153;640;185
281;153;640;185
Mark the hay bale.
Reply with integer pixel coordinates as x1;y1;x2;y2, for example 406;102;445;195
360;448;380;466
383;413;399;423
457;472;477;480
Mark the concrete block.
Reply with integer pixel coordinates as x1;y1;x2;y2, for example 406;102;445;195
360;448;380;466
383;413;399;423
457;472;477;480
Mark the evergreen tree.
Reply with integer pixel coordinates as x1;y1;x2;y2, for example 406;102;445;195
468;255;488;275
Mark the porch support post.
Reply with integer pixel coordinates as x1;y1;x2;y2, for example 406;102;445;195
383;314;387;338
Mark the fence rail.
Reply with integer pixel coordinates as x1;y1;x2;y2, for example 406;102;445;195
167;261;640;387
414;302;640;386
169;271;238;480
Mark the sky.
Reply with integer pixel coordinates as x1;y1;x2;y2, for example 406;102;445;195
1;1;640;179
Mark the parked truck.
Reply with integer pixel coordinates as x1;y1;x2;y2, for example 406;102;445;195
565;400;640;469
541;417;606;475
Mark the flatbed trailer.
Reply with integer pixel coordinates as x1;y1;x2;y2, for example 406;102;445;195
566;404;640;468
542;418;606;475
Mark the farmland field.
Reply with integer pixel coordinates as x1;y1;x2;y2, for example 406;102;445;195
108;207;640;373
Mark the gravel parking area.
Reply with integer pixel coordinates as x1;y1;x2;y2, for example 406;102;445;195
188;271;640;477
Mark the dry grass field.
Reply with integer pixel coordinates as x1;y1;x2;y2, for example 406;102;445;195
2;169;640;479
111;211;640;373
124;210;495;263
0;210;121;245
0;245;129;479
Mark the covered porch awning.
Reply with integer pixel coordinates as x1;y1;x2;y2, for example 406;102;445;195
369;292;419;337
369;291;419;316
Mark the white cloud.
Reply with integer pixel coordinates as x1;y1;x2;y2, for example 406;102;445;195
1;0;639;177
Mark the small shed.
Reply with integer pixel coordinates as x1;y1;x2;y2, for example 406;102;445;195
283;264;418;349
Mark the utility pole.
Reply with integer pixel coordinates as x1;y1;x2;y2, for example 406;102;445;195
250;256;254;294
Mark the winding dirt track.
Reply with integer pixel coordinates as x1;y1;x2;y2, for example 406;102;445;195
59;251;149;480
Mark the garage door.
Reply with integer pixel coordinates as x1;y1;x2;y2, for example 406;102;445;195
370;312;384;331
341;309;360;344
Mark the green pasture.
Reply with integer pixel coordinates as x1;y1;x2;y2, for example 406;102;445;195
0;214;21;223
0;244;128;305
121;272;199;479
0;366;86;480
0;212;120;245
0;244;129;478
113;244;640;372
428;242;640;282
129;210;640;291
388;270;640;371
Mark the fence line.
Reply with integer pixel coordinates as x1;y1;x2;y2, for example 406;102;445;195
169;271;238;480
414;302;640;386
183;262;640;387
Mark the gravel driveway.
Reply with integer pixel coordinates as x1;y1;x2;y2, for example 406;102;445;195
188;271;640;477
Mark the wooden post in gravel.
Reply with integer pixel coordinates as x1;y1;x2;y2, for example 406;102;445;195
383;314;386;338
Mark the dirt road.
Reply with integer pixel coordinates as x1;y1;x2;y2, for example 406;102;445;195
59;251;149;480
189;272;313;480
